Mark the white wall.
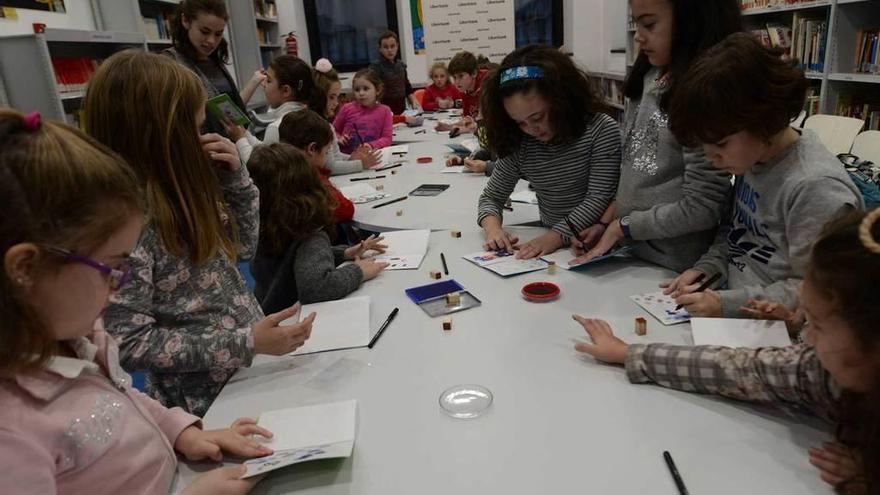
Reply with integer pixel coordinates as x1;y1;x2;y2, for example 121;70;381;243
0;0;95;36
275;0;311;64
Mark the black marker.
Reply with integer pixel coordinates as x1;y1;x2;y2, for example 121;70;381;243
372;196;407;209
350;175;386;181
663;451;690;495
368;307;399;349
441;252;449;275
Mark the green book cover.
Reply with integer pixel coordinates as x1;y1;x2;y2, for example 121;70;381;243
205;93;250;126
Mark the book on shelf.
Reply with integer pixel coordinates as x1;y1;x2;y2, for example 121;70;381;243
254;0;277;19
751;28;773;48
854;28;879;74
766;23;793;58
836;93;880;131
739;0;823;12
142;13;173;41
51;57;101;94
791;12;827;73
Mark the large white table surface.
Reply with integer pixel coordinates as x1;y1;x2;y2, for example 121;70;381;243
177;227;830;495
330;141;540;232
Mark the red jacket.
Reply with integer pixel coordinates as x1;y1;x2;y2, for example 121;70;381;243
462;69;489;119
422;82;463;111
320;171;354;223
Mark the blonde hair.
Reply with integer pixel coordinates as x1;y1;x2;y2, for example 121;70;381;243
0;109;143;374
84;49;237;265
430;62;450;78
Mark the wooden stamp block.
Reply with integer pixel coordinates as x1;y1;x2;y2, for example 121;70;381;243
445;292;461;306
547;261;557;275
450;231;462;238
429;270;442;279
442;317;453;331
396;210;404;216
635;317;647;336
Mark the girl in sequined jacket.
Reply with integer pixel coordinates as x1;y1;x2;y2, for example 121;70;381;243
83;50;316;418
0;109;272;495
573;0;742;273
572;210;880;495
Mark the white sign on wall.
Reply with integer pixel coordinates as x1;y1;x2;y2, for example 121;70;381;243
422;0;515;68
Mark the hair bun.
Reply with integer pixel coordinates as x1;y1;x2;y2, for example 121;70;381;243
315;58;333;73
859;208;880;254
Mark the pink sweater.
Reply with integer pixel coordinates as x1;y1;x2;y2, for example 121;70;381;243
0;328;200;495
332;102;393;154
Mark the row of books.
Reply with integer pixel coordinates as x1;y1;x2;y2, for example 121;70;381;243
256;27;276;45
254;0;277;19
739;0;823;11
836;94;880;131
51;57;100;94
142;13;173;41
599;78;624;108
792;13;827;73
854;28;880;74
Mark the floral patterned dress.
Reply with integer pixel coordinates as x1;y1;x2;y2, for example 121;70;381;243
104;166;263;417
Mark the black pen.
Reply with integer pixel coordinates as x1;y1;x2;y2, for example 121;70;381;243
415;129;426;134
674;272;722;311
367;307;399;349
564;216;583;244
350;175;386;181
441;252;449;275
663;451;690;495
372;196;407;209
375;163;402;172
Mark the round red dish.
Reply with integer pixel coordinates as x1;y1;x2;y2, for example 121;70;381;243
417;156;433;163
521;282;560;302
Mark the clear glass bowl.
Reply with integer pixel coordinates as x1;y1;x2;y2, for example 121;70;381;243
439;384;493;419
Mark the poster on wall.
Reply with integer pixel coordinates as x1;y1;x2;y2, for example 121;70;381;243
422;0;515;67
410;0;425;55
0;0;65;13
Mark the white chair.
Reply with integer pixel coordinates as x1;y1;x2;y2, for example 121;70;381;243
803;114;865;155
852;130;880;165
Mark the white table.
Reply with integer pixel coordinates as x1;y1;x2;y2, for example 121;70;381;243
177;227;830;495
331;141;540;232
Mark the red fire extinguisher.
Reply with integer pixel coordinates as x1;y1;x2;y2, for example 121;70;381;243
284;31;298;57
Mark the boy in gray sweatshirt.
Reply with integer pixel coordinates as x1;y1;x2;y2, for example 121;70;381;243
665;33;863;318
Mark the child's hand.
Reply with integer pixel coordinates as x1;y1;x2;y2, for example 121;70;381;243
569;225;607;257
252;305;315;355
182;465;263;495
174;419;273;462
248;69;268;88
463;158;487;173
674;289;722;317
344;235;387;259
354;256;389;281
200;133;242;171
571;219;624;265
338;133;352;146
661;269;706;297
483;226;520;253
809;442;864;488
460;116;477;133
219;116;248;142
572;315;629;364
740;299;806;335
435;121;454;132
446;155;464;167
515;231;563;260
351;145;382;168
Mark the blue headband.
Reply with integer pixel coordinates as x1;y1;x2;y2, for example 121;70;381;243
499;66;545;85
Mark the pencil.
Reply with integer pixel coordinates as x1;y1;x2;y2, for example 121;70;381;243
350;176;386;181
441;252;449;275
674;272;722;311
372;196;407;209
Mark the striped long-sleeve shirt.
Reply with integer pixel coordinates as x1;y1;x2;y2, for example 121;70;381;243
477;113;622;240
626;343;839;421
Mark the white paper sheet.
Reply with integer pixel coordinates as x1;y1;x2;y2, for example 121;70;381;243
462;250;548;277
380;145;410;166
370;229;430;270
339;183;390;204
541;245;633;270
440;165;474;174
691;318;792;348
630;291;691;325
284;297;371;355
509;190;538;205
242;400;357;478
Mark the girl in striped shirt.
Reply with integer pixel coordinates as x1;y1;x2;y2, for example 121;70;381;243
477;45;622;259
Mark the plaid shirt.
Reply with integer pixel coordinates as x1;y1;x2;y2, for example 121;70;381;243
626;343;840;421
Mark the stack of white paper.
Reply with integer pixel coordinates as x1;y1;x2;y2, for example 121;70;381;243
380;145;410;166
369;229;430;270
242;400;357;478
283;296;371;355
691;318;793;348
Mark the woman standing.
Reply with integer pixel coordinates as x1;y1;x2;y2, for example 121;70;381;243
165;0;266;136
